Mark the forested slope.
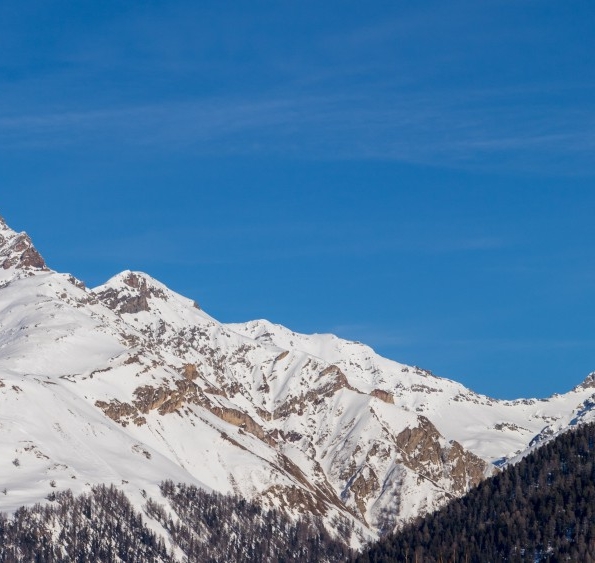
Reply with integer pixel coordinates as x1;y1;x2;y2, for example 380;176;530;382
357;422;595;562
0;483;351;562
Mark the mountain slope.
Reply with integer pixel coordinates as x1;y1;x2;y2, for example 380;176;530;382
1;214;595;546
357;420;595;562
0;482;352;563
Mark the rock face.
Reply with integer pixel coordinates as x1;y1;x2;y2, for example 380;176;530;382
371;389;394;404
0;216;47;273
394;416;486;495
95;271;166;314
575;372;595;390
1;214;595;547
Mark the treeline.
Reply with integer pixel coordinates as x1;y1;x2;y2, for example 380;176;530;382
0;481;352;562
0;485;169;562
148;480;352;562
357;421;595;562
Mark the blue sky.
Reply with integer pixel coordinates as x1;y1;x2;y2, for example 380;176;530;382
2;1;595;399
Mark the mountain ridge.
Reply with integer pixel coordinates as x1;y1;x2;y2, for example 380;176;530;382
0;214;594;547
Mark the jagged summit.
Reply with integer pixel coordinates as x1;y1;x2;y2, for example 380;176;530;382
0;215;46;277
0;214;14;232
101;269;169;290
575;372;595;391
93;270;212;327
94;270;171;314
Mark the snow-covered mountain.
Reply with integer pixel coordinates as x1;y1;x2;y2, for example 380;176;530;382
1;214;594;546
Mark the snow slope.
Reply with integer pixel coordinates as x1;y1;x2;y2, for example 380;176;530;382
0;214;594;544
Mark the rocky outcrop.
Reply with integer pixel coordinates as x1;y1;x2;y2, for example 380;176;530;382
370;389;394;404
0;227;47;272
182;363;199;380
133;379;202;415
394;416;488;495
96;379;202;423
209;406;268;442
317;365;360;395
575;372;595;390
445;439;490;493
94;399;146;426
97;377;273;446
95;272;167;314
97;288;149;314
395;416;445;469
349;466;380;521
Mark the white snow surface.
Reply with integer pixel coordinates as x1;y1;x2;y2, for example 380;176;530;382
0;215;594;545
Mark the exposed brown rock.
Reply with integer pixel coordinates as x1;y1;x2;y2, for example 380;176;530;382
275;350;289;361
279;430;303;442
19;246;46;269
124;354;141;365
202;384;227;397
349;467;379;522
395;416;446;472
370;389;394;404
95;287;149;313
96;272;167;314
96;390;178;425
270;365;362;418
209;405;267;442
67;275;86;289
445;439;490;492
119;293;149;314
0;232;47;271
574;373;595;391
393;415;488;495
272;453;354;517
317;365;359;395
182;363;199;380
94;399;146;427
133;385;171;414
133;380;201;416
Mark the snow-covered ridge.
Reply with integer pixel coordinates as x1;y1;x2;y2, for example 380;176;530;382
227;318;595;462
0;214;593;546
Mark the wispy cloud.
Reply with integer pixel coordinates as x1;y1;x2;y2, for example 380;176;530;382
1;85;594;174
54;218;509;273
439;337;595;352
1;0;594;176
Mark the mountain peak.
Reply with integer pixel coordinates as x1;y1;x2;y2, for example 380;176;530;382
0;214;18;243
574;372;595;391
118;270;164;292
0;215;47;275
93;270;169;314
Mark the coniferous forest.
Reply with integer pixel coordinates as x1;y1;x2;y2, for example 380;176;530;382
357;421;595;562
148;480;353;562
0;482;351;562
0;486;168;563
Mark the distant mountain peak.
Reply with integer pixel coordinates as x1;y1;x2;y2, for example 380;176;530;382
95;270;168;314
574;372;595;391
0;215;47;275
